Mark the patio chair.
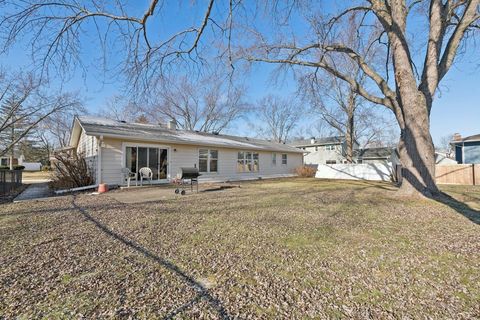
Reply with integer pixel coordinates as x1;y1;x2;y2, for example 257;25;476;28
121;168;137;187
139;167;153;186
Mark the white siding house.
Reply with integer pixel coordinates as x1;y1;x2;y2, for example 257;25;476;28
69;116;303;186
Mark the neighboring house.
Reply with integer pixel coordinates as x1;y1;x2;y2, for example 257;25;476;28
0;153;42;171
355;147;399;164
68;116;303;185
0;152;24;167
290;136;358;165
451;133;480;164
290;136;398;165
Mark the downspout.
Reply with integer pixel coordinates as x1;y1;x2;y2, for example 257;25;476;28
97;135;103;184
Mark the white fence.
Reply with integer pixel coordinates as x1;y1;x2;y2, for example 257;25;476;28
315;163;394;181
22;162;42;171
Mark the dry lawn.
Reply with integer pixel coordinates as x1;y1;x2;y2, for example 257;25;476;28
0;178;479;319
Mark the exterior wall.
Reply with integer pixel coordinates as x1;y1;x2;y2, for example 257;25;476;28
76;129;98;182
463;142;480;164
303;144;346;166
98;137;303;185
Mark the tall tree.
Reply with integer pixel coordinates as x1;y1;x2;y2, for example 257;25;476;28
99;95;145;124
254;95;302;143
148;74;249;133
246;0;479;196
0;72;82;162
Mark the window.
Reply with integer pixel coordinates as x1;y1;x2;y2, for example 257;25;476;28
237;151;259;172
325;145;336;151
199;149;218;173
281;154;287;165
272;153;277;165
326;160;337;164
315;146;318;151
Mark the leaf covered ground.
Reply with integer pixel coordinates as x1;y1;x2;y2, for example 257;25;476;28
1;178;479;319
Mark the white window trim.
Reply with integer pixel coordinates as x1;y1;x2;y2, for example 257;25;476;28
198;148;219;174
237;151;260;173
121;142;171;181
272;152;277;166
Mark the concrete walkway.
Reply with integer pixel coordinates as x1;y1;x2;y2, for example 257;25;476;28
14;182;52;202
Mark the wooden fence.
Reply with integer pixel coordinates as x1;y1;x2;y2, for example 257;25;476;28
435;164;480;185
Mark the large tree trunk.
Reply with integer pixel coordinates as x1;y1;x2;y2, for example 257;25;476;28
345;93;355;163
396;94;438;197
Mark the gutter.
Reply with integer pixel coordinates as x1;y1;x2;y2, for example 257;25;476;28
84;131;304;154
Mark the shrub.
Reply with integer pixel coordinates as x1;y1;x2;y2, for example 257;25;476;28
49;152;95;190
295;165;316;177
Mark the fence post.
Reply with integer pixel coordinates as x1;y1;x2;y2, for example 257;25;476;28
473;164;476;186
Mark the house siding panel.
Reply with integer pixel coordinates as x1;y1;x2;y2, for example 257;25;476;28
76;129;98;182
97;137;302;185
463;142;480;164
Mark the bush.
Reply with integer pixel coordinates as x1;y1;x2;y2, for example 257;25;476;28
294;165;317;177
0;165;25;170
41;165;52;171
49;152;95;190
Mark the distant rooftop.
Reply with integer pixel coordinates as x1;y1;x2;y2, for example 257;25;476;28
355;147;395;159
73;116;303;153
289;136;344;147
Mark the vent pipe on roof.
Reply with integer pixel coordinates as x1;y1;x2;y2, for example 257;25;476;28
168;119;177;130
310;137;316;144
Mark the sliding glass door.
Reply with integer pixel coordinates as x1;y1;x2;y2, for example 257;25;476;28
125;146;169;182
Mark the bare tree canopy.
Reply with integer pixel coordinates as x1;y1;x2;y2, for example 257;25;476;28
0;71;82;159
99;95;146;123
244;0;479;196
147;73;249;133
0;0;235;89
253;95;302;143
40;104;88;148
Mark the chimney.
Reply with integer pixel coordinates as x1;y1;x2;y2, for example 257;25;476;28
453;133;462;141
310;137;316;144
167;119;177;130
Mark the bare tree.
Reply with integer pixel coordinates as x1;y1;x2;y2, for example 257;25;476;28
254;95;302;143
0;0;233;90
302;73;397;162
438;133;455;156
40;104;88;148
148;74;249;133
0;72;82;164
99;95;145;123
245;0;480;196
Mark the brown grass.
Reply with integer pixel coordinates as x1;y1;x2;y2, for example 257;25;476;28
0;178;479;318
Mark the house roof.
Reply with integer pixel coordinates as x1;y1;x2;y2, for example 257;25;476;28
71;116;303;153
289;136;344;147
355;147;395;159
452;134;480;144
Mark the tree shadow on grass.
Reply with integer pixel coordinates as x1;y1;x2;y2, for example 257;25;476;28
432;192;480;225
71;196;231;319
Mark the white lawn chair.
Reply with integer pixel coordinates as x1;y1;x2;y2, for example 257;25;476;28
139;167;153;186
121;168;137;187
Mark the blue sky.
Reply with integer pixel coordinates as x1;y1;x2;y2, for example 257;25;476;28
1;1;478;146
